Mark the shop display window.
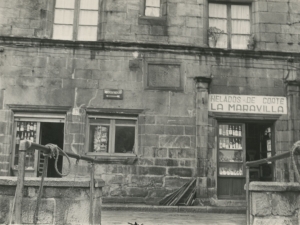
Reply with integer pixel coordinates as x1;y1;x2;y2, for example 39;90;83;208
88;117;137;154
12;114;65;177
218;123;244;177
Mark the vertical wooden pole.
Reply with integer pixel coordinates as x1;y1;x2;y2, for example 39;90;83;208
89;163;95;225
246;166;250;225
14;140;30;224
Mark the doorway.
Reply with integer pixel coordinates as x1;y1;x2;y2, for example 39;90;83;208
39;122;64;178
246;123;274;182
217;121;274;199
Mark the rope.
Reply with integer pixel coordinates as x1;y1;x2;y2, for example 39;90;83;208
290;141;300;183
33;144;72;223
46;144;71;177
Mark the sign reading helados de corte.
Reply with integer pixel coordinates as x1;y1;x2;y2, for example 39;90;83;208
209;94;287;114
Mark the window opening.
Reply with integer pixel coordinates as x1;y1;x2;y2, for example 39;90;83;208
39;123;64;178
13;116;64;177
53;0;99;41
209;3;250;49
88;116;137;154
145;0;161;17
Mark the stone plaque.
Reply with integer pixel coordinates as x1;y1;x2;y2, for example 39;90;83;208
147;64;181;89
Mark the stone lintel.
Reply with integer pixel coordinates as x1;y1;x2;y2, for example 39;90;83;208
249;181;300;192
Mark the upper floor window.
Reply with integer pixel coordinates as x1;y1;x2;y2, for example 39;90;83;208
208;3;250;49
53;0;99;41
145;0;161;17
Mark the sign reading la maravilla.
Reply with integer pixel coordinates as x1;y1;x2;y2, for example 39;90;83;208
209;94;287;114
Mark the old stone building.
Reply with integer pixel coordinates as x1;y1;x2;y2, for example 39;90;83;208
0;0;300;205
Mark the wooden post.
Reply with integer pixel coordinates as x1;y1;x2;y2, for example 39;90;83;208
14;140;31;224
89;163;95;225
246;166;250;225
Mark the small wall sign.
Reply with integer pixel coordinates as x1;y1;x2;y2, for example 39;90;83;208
209;94;287;114
103;89;123;100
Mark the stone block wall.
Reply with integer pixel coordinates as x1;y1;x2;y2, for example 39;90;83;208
253;0;300;52
0;177;103;224
249;182;300;225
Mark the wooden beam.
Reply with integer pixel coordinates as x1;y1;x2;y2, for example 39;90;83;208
14;140;31;224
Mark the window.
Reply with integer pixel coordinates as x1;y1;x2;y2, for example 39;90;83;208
53;0;99;41
87;116;137;155
12;113;65;177
208;3;250;49
145;0;161;17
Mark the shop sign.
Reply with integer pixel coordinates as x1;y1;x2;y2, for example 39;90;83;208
103;89;123;100
209;94;287;114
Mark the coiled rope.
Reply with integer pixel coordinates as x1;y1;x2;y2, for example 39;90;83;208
33;144;71;224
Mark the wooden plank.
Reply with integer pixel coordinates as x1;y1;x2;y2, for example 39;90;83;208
14;141;31;224
89;163;95;225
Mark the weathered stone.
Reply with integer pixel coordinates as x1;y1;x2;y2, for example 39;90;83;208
155;159;179;167
168;168;194;177
252;217;298;225
251;192;272;216
125;187;148;197
159;136;190;148
139;166;166;176
165;177;191;189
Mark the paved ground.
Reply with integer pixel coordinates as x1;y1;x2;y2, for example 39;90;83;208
101;210;247;225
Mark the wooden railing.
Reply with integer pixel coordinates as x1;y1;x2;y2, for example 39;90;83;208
245;141;300;225
14;140;105;225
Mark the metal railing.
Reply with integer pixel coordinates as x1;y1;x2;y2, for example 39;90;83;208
13;140;105;225
245;141;300;225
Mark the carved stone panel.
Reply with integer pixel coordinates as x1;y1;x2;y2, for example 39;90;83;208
147;63;181;90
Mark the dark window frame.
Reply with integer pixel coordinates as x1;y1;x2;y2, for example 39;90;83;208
86;115;138;156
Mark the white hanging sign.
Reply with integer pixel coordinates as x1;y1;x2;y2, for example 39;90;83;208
208;94;287;114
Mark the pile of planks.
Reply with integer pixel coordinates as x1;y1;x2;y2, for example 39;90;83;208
159;178;197;206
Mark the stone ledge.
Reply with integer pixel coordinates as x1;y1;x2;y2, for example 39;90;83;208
0;176;105;187
249;182;300;192
102;204;246;214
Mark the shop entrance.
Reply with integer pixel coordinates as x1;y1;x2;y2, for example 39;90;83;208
39;122;64;178
217;121;274;199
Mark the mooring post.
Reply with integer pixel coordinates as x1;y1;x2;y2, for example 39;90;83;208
89;163;95;225
14;140;31;224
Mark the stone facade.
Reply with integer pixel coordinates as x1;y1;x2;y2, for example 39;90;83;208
0;0;300;205
0;177;103;224
249;182;300;225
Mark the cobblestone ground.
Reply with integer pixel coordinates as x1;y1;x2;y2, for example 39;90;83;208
101;210;247;225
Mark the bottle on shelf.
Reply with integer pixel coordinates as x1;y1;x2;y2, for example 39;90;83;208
30;122;33;131
222;125;226;136
33;123;37;131
17;122;20;132
225;138;229;149
229;125;232;136
26;123;30;131
219;125;222;135
238;126;242;136
225;125;229;136
229;139;232;149
16;134;20;144
20;122;24;132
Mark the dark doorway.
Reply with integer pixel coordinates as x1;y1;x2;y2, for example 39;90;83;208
39;123;64;178
246;123;274;181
